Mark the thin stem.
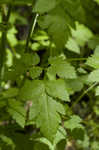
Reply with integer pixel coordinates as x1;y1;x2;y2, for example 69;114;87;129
6;5;12;22
7;39;16;56
31;14;39;36
67;58;87;61
71;82;98;109
0;5;12;88
25;13;39;52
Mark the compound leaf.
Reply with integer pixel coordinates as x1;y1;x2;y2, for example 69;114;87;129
45;79;70;102
7;99;26;128
47;57;77;79
64;115;82;131
34;0;59;13
88;69;99;82
19;80;45;101
29;66;42;79
31;94;63;141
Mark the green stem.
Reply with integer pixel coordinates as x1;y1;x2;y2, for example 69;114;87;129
5;5;12;22
25;13;39;52
7;39;16;56
71;82;98;109
0;5;12;87
67;58;87;61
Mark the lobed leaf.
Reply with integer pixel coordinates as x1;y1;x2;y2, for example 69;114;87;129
45;79;70;102
7;99;26;128
47;57;77;79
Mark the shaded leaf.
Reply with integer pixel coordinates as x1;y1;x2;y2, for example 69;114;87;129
34;0;59;13
88;69;99;82
66;38;80;54
45;79;70;101
95;86;99;96
47;57;77;79
19;80;45;101
64;115;82;131
7;99;26;128
29;66;42;79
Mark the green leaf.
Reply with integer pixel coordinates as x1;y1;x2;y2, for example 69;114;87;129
52;101;65;115
0;100;6;108
64;115;84;140
4;52;40;81
0;23;11;32
35;126;66;150
4;63;26;81
21;53;40;66
88;36;99;49
88;69;99;82
37;0;85;51
7;27;18;47
29;95;65;122
71;22;93;47
94;105;99;116
62;0;85;22
35;137;53;150
77;134;89;149
86;46;99;69
47;57;77;79
39;6;71;51
1;88;19;99
56;140;66;150
71;127;85;141
64;115;82;131
65;78;84;95
86;55;99;69
34;0;58;13
77;67;87;74
19;80;45;101
0;0;97;147
6;48;13;67
45;79;70;102
94;45;99;56
29;66;42;79
31;94;62;141
34;142;49;150
66;38;80;54
31;30;50;51
53;126;66;148
91;141;99;150
0;134;15;149
20;79;65;140
94;0;99;5
95;86;99;96
7;99;26;128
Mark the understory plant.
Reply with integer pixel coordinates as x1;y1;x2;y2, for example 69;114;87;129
0;0;99;150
